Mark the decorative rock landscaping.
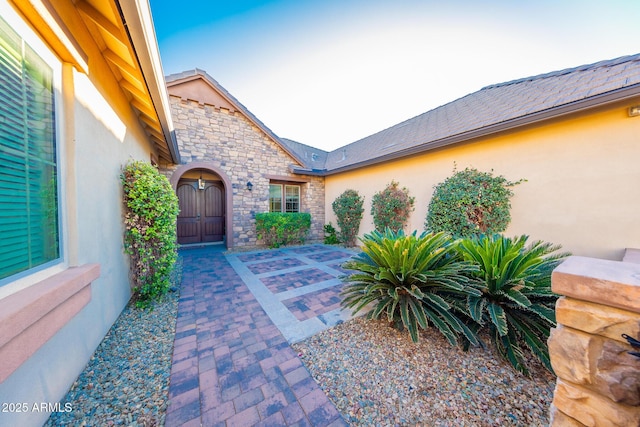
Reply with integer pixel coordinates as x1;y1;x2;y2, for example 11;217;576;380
44;290;179;426
294;317;556;426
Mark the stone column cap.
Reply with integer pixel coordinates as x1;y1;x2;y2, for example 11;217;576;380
553;256;640;314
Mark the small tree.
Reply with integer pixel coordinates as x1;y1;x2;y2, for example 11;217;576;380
332;189;364;246
371;181;415;232
426;167;524;238
122;161;179;307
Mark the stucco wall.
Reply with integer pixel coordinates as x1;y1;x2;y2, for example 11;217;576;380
0;34;155;427
162;96;325;248
325;101;640;260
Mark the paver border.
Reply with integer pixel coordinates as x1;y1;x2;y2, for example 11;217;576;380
225;245;357;343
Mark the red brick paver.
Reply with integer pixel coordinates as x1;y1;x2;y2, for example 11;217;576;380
260;268;335;293
282;287;344;321
165;246;346;427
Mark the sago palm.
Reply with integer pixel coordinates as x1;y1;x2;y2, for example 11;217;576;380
458;234;568;375
340;229;480;345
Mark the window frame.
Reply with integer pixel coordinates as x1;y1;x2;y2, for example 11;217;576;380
268;183;283;213
268;183;301;213
284;184;300;213
0;4;65;290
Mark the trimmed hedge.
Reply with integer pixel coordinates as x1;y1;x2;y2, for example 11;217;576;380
425;167;524;238
255;212;311;248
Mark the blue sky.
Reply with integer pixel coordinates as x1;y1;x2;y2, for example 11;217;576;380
149;0;640;151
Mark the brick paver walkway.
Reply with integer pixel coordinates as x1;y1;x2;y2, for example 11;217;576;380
226;245;356;344
165;245;351;427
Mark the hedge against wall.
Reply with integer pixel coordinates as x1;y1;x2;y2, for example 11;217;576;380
255;212;311;248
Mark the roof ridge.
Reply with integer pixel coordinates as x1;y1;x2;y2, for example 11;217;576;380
483;53;640;90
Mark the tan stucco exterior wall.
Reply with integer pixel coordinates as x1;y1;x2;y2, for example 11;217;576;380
325;101;640;260
0;2;160;425
162;96;325;248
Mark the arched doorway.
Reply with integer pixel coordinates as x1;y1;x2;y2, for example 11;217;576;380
176;169;225;245
169;162;234;248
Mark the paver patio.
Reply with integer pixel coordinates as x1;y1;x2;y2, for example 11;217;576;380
165;244;356;426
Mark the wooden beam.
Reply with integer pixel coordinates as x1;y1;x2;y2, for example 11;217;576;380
137;111;155;126
131;101;157;125
150;136;169;154
76;0;128;51
122;79;153;110
103;50;144;91
135;106;166;142
145;125;165;141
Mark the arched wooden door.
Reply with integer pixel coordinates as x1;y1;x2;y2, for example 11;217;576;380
176;179;225;244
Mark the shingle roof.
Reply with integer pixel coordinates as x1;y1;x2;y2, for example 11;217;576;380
279;138;328;171
168;55;640;176
307;53;640;174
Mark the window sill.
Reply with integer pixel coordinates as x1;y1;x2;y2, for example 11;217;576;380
0;264;100;383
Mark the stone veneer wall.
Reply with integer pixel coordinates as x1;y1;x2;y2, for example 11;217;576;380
160;97;325;248
548;255;640;426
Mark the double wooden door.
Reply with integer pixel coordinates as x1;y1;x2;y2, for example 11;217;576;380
176;180;225;244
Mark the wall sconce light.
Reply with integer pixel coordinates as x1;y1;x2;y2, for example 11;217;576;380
629;105;640;117
198;173;206;190
246;181;253;191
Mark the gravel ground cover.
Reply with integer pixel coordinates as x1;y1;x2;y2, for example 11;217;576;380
45;288;179;427
293;317;556;427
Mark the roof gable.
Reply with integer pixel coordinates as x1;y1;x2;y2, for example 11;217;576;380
166;70;306;167
166;78;237;112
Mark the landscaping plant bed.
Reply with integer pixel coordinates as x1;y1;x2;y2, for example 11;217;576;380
45;289;179;427
293;317;555;426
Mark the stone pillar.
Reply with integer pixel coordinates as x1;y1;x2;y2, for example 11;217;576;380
548;255;640;426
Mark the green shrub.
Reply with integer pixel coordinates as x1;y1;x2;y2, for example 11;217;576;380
371;181;415;232
121;161;179;307
255;212;311;248
341;229;480;344
458;234;568;375
323;223;340;245
332;189;364;246
426;167;524;238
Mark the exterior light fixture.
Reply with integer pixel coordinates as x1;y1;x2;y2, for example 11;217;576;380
198;172;205;190
629;105;640;117
246;181;253;191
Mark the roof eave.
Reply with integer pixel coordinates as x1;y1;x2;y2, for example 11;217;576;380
318;84;640;176
117;0;181;164
289;165;326;176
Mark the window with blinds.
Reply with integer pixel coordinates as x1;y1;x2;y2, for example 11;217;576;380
0;16;59;282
